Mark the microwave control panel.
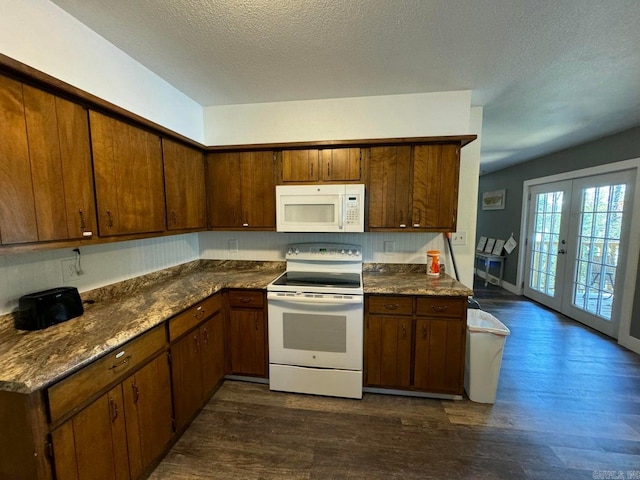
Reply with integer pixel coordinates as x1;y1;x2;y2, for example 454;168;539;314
345;195;360;225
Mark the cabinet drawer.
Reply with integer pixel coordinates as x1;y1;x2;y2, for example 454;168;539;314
416;297;465;318
169;294;222;341
228;290;264;309
48;325;166;423
368;296;413;316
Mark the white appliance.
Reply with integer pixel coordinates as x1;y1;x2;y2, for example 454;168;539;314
275;184;365;232
267;243;363;399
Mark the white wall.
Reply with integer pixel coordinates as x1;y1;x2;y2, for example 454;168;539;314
203;91;471;145
0;0;204;142
0;234;200;315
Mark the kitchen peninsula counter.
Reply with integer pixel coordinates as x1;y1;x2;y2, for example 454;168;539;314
0;261;471;394
363;263;473;297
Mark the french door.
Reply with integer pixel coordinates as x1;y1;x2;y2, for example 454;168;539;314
523;171;634;338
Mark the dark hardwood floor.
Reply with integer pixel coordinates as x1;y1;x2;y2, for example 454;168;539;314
150;279;640;480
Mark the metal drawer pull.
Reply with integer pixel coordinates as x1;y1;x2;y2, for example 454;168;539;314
402;323;406;337
106;210;114;229
430;305;448;312
240;297;252;304
132;382;140;404
110;398;119;422
109;355;131;370
383;304;399;310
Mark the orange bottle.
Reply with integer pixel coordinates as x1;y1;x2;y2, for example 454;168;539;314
427;250;440;276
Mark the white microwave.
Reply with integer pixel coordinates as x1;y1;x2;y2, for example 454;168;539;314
275;184;365;233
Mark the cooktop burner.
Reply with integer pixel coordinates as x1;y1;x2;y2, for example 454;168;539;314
270;271;361;289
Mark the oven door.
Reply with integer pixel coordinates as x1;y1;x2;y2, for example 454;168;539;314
267;292;363;370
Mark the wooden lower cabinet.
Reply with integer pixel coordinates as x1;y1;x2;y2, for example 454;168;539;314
365;295;467;395
52;385;129;480
51;353;173;480
227;290;267;377
170;298;225;432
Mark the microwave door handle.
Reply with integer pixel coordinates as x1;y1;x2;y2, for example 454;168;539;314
339;195;345;230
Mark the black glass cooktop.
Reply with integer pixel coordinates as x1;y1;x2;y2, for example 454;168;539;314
271;271;361;289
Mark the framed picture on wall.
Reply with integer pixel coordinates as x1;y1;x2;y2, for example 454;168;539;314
482;189;506;210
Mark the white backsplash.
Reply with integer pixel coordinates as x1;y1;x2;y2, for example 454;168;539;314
0;234;199;315
199;231;448;264
1;230;469;316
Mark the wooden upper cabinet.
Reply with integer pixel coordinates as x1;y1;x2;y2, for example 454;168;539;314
281;149;319;182
0;76;37;244
207;151;275;230
367;144;461;232
90;110;166;236
413;144;460;231
367;146;413;229
320;148;361;181
163;139;206;231
0;77;96;245
281;148;361;183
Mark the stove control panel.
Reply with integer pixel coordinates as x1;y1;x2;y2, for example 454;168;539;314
285;243;362;261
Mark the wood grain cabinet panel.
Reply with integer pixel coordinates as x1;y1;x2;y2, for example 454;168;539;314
163;138;206;231
0;78;95;245
320;148;361;181
367;146;413;229
51;385;130;480
227;290;267;377
365;295;466;395
90;110;165;236
170;294;225;432
367;144;461;232
206;151;276;229
365;315;412;388
282;148;361;182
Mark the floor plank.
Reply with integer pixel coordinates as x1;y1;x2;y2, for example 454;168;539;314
150;279;640;479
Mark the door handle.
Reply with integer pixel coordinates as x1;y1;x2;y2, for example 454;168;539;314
558;249;566;254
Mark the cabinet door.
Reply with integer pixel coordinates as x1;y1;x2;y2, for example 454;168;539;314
123;353;174;479
282;149;319;182
206;152;242;228
23;86;96;241
0;76;37;244
90;111;165;236
52;386;129;480
365;315;412;388
367;146;412;229
228;309;266;377
240;151;276;228
170;331;204;432
413;144;460;230
200;311;226;397
414;318;465;394
163;139;206;230
320;148;361;181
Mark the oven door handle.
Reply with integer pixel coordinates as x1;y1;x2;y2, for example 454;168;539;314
267;292;363;305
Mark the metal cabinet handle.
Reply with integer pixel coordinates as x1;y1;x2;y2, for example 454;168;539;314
402;323;406;338
383;304;399;310
79;209;86;230
109;355;131;370
203;327;209;345
327;162;331;177
109;397;119;422
310;162;314;177
172;210;177;225
194;334;200;352
106;210;114;229
132;382;140;404
430;305;448;312
422;325;427;339
240;297;252;304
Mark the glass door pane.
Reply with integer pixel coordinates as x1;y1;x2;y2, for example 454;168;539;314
571;184;625;320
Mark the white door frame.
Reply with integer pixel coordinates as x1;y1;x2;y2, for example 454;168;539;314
517;157;640;354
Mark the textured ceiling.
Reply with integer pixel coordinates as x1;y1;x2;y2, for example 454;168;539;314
50;0;640;173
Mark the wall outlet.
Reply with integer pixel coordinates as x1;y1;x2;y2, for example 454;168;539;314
228;239;239;253
384;241;395;254
61;258;78;282
451;231;467;245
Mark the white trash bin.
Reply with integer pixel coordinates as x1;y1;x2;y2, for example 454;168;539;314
465;309;510;404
